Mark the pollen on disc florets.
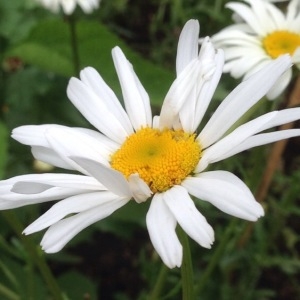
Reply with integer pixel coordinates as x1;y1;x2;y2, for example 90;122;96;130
110;127;201;193
262;30;300;59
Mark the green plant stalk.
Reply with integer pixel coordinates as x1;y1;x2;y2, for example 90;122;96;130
25;259;35;300
178;226;194;300
148;264;168;300
213;0;223;15
195;218;238;295
68;15;80;76
1;211;64;300
0;283;19;300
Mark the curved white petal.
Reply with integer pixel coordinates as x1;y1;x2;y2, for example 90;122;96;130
79;67;133;135
182;171;264;221
192;49;224;131
41;197;129;253
225;2;265;35
31;146;75;170
12;173;104;192
213;26;261;46
13;125;117;171
12;182;53;194
198;55;292;148
146;193;182;268
287;0;300;22
12;124;62;147
70;156;132;197
67;77;129;143
45;127;112;174
0;188;86;209
159;59;200;129
24;191;122;234
196;111;278;172
0;174;94;209
13;125;118;151
179;38;218;132
266;69;292;100
163;186;214;248
258;107;300;131
128;173;152;203
218;129;300;161
112;47;152;130
176;19;199;75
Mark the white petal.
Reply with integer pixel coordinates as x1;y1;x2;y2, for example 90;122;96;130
70;156;132;197
196;111;278;171
61;0;76;14
266;69;292;100
164;186;214;248
179;37;218;132
67;77;129;143
112;47;152;130
12;182;52;194
13;125;116;171
0;188;86;209
176;19;199;75
146;193;182;268
287;0;300;22
219;129;300;160
79;67;133;135
12;124;62;147
198;55;292;148
41;197;129;253
192;49;224;131
12;173;104;192
128;174;152;203
45;127;112;174
225;2;265;35
31;146;75;170
24;191;122;234
159;59;200;129
182;171;264;221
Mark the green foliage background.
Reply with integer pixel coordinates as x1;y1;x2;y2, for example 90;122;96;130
0;0;299;299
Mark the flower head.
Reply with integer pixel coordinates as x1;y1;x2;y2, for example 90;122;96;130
36;0;100;15
212;0;300;99
1;20;300;269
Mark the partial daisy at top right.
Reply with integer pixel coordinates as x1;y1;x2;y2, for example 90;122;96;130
212;0;300;100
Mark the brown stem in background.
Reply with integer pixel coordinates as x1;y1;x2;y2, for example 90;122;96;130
238;75;300;248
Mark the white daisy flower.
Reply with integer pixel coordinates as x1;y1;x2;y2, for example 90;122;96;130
212;0;300;99
36;0;100;15
1;20;300;269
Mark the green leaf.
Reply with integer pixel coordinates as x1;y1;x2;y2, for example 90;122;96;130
58;271;97;300
7;43;73;77
0;0;37;44
6;19;174;106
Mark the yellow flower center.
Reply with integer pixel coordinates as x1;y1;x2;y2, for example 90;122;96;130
262;30;300;59
110;127;201;193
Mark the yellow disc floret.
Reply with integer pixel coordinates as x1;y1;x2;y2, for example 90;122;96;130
110;127;201;193
262;30;300;59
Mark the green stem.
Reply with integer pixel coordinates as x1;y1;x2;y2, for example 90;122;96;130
194;218;238;295
0;283;19;300
1;211;64;300
178;226;194;300
148;264;168;300
67;15;80;76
